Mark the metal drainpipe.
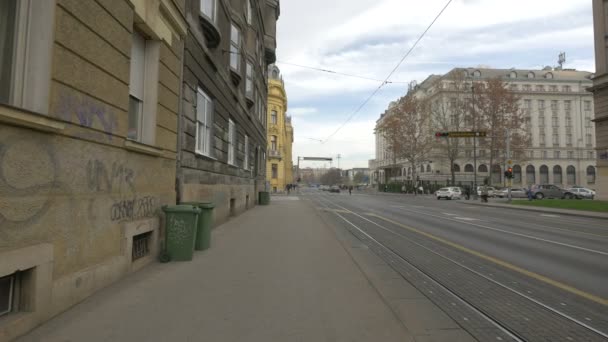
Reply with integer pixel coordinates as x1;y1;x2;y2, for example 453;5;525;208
175;33;187;204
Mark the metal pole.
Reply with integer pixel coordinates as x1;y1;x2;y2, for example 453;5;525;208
297;157;300;184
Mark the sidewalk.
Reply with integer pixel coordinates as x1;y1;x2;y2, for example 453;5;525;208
459;200;608;219
17;197;416;342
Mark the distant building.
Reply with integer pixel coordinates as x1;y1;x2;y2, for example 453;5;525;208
266;64;294;192
345;168;371;183
590;0;608;199
372;67;597;188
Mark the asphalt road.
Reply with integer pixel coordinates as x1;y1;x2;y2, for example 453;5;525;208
304;189;608;342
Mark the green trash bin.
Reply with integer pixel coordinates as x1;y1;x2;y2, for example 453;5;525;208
259;191;270;205
162;205;201;261
181;202;215;251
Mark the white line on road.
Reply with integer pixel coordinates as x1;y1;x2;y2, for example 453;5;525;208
540;214;560;218
453;217;479;221
442;212;458;216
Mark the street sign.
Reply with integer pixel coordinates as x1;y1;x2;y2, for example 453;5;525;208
302;157;333;161
435;131;487;138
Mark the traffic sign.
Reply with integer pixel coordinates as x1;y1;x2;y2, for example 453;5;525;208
434;131;487;138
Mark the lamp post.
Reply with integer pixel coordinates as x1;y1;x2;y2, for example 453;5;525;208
471;81;478;198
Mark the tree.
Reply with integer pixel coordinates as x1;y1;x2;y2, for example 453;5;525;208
353;171;365;184
474;77;530;185
320;168;342;185
376;93;434;193
430;72;470;185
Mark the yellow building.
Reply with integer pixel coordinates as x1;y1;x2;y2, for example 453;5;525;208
267;65;294;192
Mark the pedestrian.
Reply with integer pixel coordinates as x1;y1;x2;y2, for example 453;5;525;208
480;184;489;203
464;186;470;200
527;184;534;201
349;185;353;195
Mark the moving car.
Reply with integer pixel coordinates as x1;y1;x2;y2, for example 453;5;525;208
476;186;497;197
329;185;341;193
567;187;595;199
496;188;528;198
436;187;462;200
529;184;577;199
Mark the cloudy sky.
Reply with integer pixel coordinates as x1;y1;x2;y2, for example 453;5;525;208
275;0;595;170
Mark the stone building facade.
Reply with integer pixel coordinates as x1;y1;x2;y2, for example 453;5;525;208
371;67;597;189
266;65;294;192
591;0;608;200
0;0;186;339
177;0;280;223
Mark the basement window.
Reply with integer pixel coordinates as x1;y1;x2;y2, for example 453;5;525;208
0;272;17;317
132;231;152;261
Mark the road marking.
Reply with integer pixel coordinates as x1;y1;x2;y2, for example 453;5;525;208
453;217;479;221
540;214;560;218
397;207;608;257
364;213;608;306
442;212;458;216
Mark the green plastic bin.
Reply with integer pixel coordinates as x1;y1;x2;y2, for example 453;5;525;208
181;202;215;251
162;205;201;261
259;191;270;205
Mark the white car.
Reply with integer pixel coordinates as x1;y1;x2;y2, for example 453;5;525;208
567;188;595;199
477;186;497;197
436;187;462;200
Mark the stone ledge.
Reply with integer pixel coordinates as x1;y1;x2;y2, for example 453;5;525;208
124;139;164;157
0;104;65;133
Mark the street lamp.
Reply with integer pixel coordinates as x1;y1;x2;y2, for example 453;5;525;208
470;81;479;198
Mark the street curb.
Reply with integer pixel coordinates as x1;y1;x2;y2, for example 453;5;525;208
457;201;608;220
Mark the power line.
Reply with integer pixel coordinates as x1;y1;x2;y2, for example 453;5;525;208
276;60;408;84
321;0;453;144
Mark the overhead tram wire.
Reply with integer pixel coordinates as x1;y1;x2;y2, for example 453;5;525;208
320;0;454;144
276;61;408;84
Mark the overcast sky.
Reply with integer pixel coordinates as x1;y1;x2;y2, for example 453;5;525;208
275;0;594;170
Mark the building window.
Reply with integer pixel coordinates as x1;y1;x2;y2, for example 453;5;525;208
542;151;548;159
539;134;545;145
245;62;253;98
0;0;17;104
586;134;592;146
0;273;16;317
230;23;240;71
465;164;474;172
244;135;249;170
551;116;558;127
584;101;592;111
465;138;471;145
201;0;217;23
588;151;594;159
566;134;572;146
566;151;573;159
537;100;544;109
587;166;596;184
551;100;558;110
523;84;531;91
246;0;252;24
562;85;571;92
527;150;534;158
510;71;517;78
271;164;278;179
549;85;557;92
527;72;535;78
228;119;236;165
586;117;593;128
565;116;572;127
271;110;277;124
270;135;277;151
552;134;559;145
128;31;146;141
465;150;472;158
479;149;486;157
554;151;560;159
196;88;214;156
535;85;544;92
509;84;518;91
564;100;571;110
524;99;531;109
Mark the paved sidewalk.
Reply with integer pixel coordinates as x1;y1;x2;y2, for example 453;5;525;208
17;197;415;342
459;200;608;219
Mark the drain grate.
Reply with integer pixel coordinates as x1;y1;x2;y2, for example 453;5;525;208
132;232;152;261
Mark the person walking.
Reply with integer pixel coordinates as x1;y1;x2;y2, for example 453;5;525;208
348;186;353;195
480;184;489;203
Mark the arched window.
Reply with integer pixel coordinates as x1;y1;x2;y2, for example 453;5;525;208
478;164;488;173
526;165;536;184
473;70;481;77
464;164;474;173
587;166;596;184
527;71;535;79
553;165;563;184
272;69;279;78
510;71;517;78
453;164;461;172
492;164;501;184
426;165;431;173
540;165;549;184
567;166;576;185
545;72;553;79
462;70;469;78
513;165;522;183
420;165;424;173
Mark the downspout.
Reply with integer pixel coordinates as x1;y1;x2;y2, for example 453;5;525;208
175;31;187;204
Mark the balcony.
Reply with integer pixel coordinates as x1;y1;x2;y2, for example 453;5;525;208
268;149;282;159
199;13;221;49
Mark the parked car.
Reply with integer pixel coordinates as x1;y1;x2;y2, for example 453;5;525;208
567;187;595;199
529;184;578;199
496;188;528;198
476;186;497;197
436;187;462;200
329;185;341;193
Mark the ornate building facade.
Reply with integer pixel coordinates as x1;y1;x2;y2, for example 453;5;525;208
266;65;294;192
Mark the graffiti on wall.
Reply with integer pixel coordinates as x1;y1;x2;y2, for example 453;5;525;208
87;159;135;193
57;91;118;141
110;196;157;222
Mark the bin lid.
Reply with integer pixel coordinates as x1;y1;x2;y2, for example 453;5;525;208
180;202;215;209
162;205;201;213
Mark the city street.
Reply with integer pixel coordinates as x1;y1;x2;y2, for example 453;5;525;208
305;190;608;342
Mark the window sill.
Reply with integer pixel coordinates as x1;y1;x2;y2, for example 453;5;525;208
199;13;221;48
230;69;242;86
195;151;216;161
124;140;163;157
0;104;65;133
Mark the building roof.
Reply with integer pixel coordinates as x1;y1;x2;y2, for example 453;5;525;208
452;67;593;82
